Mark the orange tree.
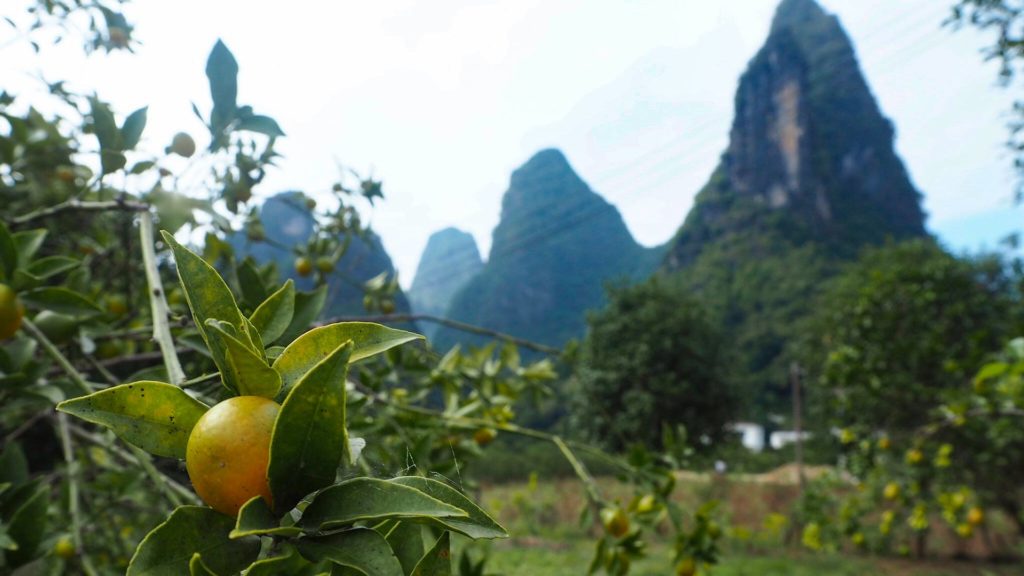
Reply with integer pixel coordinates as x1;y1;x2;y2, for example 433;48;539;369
0;2;727;574
795;240;1024;557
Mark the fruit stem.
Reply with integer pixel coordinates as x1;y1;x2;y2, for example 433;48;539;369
139;211;187;384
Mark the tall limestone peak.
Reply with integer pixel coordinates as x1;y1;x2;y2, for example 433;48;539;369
434;149;663;350
663;0;927;414
668;0;923;271
408;227;483;339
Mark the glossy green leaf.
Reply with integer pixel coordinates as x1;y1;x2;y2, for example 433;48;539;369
5;482;47;567
121;106;148;150
295;528;403;576
0;222;17;280
56;381;209;459
389;477;507;539
230;496;301;539
206;40;238;138
411;532;451;576
250;280;295;345
161;231;247;392
298;477;465;532
273;322;423;397
20;287;100;316
236;114;285;138
385;521;425;575
278;284;328;344
206;320;281;398
245;545;311;576
268;341;353;513
25;256;79;281
188;554;217;576
128;506;259;576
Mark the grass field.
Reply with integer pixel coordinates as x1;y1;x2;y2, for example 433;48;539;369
469;474;1022;575
479;538;1019;575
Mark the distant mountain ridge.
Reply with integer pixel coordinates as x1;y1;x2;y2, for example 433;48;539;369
232;192;413;319
408;227;483;339
433;149;664;350
662;0;927;413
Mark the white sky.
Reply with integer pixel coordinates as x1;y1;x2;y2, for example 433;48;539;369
3;0;1020;285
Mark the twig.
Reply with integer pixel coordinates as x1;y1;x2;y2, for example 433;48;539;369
319;313;562;356
12;198;149;225
57;413;99;576
553;435;604;526
22;317;92;396
139;212;186;384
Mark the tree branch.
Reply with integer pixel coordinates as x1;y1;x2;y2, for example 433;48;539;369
319;313;562;356
139;212;186;384
12;198;149;225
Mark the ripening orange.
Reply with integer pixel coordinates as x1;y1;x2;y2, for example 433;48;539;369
0;284;23;340
186;396;279;516
295;257;313;277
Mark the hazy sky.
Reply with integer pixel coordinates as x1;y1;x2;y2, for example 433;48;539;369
4;0;1021;285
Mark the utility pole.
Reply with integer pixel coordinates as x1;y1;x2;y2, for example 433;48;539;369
790;362;806;493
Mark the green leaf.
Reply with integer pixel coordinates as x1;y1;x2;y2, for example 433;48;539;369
250;280;295;345
206;40;239;138
206;320;281;398
0;222;18;280
236;258;268;309
411;532;451;576
89;96;121;151
0;443;28;487
268;341;353;513
11;229;46;266
245;545;311;576
4;482;47;568
298;477;466;532
236;114;285;138
56;381;209;459
295;528;403;576
20;287;100;316
161;231;247;393
389;477;507;539
101;149;127;174
278;284;328;344
273;322;423;397
127;506;260;576
385;521;425;575
121;106;148;150
24;256;78;281
230;496;301;539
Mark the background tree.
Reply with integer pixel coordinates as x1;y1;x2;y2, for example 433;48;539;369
572;276;737;452
804;239;1018;438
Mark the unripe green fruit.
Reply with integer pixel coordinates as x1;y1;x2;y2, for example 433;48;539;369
168;132;196;158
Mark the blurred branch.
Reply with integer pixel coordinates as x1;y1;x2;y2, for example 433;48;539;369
12;198;149;225
139;212;186;384
320;313;562;356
